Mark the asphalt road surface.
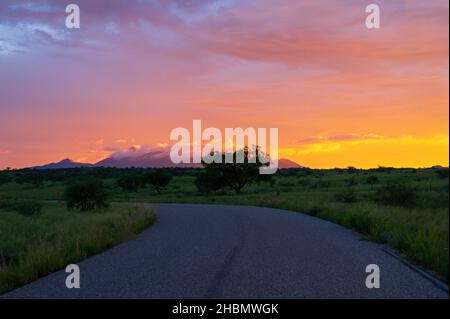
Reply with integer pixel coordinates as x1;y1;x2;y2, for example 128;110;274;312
3;204;448;298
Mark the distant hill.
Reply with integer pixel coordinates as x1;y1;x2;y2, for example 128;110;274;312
34;159;93;169
432;165;449;170
33;153;304;169
277;158;304;169
95;152;303;169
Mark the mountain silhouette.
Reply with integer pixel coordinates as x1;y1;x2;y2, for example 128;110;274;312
34;153;304;169
35;159;93;169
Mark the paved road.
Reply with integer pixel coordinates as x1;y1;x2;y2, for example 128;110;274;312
3;204;448;298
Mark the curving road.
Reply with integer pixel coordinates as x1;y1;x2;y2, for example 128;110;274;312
3;204;448;299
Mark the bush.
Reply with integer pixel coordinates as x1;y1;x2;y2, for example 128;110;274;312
366;175;379;186
14;172;44;187
0;174;11;187
64;179;109;211
335;188;358;203
374;182;417;209
435;169;449;179
11;201;43;217
195;170;225;194
116;174;141;192
346;177;358;186
0;201;43;217
144;170;172;194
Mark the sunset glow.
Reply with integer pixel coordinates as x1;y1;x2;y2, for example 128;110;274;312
0;0;448;169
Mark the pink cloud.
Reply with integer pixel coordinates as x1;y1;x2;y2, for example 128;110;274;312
108;144;170;160
328;133;385;142
297;133;386;145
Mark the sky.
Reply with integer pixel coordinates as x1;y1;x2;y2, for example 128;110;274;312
0;0;448;169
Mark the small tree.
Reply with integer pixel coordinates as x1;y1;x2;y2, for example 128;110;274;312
64;179;108;211
116;174;141;192
199;147;270;194
145;170;172;194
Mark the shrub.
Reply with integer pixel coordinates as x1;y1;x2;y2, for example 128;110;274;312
0;174;11;187
366;175;379;187
11;201;43;217
374;182;417;209
0;200;43;217
64;179;109;211
435;169;449;179
14;172;44;187
116;174;141;192
195;170;225;194
144;170;172;194
335;188;358;203
346;177;358;186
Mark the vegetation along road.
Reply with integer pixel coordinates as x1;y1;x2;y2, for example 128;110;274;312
3;204;448;299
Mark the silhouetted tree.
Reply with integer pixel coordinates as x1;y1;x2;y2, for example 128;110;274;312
116;174;141;192
64;179;108;211
145;170;172;194
198;147;270;194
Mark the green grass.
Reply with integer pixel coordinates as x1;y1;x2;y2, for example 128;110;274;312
0;202;155;293
0;168;448;285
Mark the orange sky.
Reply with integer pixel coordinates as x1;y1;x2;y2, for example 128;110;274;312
0;0;448;169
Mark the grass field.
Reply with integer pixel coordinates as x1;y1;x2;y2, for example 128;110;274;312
0;202;155;293
0;167;448;288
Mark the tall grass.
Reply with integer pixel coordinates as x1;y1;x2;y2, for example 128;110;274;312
0;202;155;293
